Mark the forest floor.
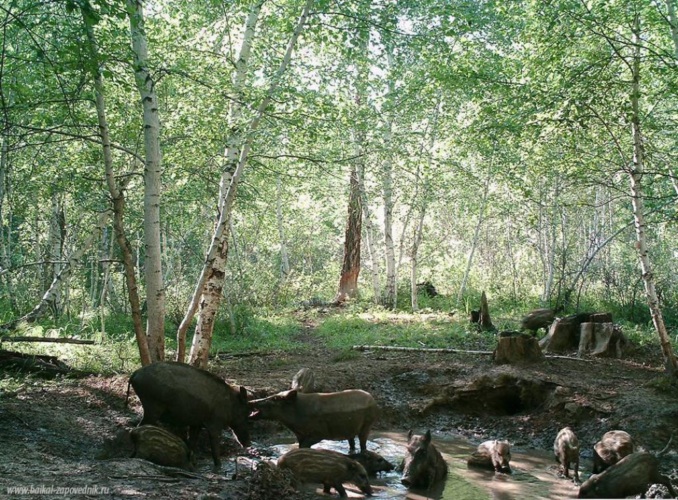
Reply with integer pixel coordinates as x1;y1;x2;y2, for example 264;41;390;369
2;316;678;499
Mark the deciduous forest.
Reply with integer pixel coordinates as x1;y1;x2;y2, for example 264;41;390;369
1;0;678;498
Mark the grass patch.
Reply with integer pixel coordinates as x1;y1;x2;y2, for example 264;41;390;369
314;311;497;351
209;311;304;355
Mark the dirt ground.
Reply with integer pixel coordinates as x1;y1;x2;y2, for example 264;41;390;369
2;323;678;499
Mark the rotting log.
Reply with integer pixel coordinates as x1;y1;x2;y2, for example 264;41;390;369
0;336;95;345
0;350;87;377
352;345;494;355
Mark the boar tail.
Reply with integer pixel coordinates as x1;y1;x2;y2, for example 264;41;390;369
125;379;132;409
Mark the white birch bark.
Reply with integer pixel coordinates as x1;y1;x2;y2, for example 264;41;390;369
127;0;165;362
628;19;678;375
276;175;290;278
382;120;396;309
457;175;489;306
188;0;313;367
175;2;263;364
358;166;381;303
410;95;440;310
0;132;17;312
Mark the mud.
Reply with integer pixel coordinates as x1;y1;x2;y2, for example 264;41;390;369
1;328;678;499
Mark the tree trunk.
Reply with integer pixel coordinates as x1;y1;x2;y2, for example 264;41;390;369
382;122;396;309
127;0;165;363
359;167;381;303
176;1;264;364
410;205;425;312
81;6;150;364
667;0;678;58
458;174;489;306
479;291;494;331
276;175;290;278
335;164;362;303
410;94;440;311
628;18;678;376
0;131;18;313
0;210;111;332
45;192;65;318
493;332;545;364
381;48;397;310
186;0;312;368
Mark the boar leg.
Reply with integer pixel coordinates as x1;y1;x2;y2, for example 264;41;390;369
138;402;164;426
348;437;356;453
204;424;222;468
572;461;580;484
333;483;348;498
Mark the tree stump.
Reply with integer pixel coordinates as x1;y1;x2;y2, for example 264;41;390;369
479;291;494;331
539;313;597;353
578;323;626;358
493;332;545;364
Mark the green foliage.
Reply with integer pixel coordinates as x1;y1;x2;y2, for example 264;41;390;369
208;310;303;355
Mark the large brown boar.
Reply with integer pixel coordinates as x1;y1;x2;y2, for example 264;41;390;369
591;430;634;473
554;427;580;482
578;452;676;498
277;448;373;498
127;362;250;468
400;430;448;488
249;389;378;452
467;440;512;474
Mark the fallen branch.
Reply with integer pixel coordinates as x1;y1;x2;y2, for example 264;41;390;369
352;345;493;355
0;336;95;345
544;354;592;362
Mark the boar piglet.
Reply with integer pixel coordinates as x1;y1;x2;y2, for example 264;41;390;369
400;430;448;488
578;452;676;498
127;361;250;468
554;427;580;482
347;450;395;476
249;389;378;452
467;440;512;474
278;448;372;498
130;425;194;470
592;430;634;474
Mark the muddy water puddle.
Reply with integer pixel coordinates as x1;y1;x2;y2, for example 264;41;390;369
259;431;580;500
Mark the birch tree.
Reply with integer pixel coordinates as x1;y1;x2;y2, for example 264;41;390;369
81;2;151;365
186;0;313;367
127;0;165;363
627;14;678;375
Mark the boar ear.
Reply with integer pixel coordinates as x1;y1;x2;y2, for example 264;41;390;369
424;430;432;443
407;429;413;440
239;386;248;401
285;389;298;400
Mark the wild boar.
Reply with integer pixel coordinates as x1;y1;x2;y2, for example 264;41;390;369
277;448;373;498
592;430;634;473
249;389;378;452
467;440;512;474
96;425;193;470
97;427;136;460
521;308;556;335
127;361;250;468
401;430;448;488
578;452;676;498
347;450;394;476
554;427;580;482
130;425;193;469
290;368;315;393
